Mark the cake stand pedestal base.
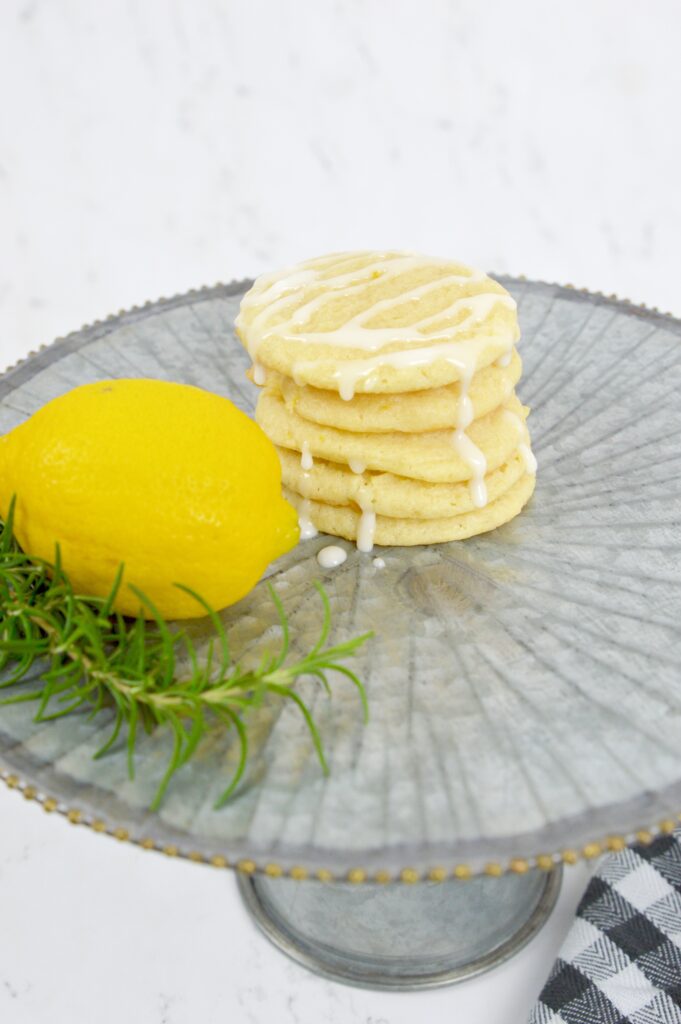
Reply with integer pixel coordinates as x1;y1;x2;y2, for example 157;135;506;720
237;865;562;990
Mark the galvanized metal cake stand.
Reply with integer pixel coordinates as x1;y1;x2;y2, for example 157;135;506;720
2;278;680;989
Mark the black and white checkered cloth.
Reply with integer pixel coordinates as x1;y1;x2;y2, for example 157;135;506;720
530;831;681;1023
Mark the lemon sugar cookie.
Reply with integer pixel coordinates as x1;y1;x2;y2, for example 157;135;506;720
256;348;522;434
236;251;519;396
256;389;529;485
236;251;536;550
277;447;529;521
283;474;536;548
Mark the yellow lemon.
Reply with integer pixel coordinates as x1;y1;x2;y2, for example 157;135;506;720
0;378;299;618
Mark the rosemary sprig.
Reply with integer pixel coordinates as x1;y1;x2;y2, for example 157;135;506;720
0;498;371;810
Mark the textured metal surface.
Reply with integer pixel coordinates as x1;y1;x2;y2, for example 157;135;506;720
1;278;680;876
237;866;563;989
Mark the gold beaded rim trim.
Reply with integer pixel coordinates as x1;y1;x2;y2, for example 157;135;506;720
2;767;680;882
1;277;680;884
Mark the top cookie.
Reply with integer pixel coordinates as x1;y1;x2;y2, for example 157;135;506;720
236;251;520;397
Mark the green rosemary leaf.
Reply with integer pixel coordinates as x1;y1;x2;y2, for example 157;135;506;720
174;583;230;674
126;699;139;780
55;586;78;643
0;652;35;688
99;563;125;620
36;696;89;721
70;604;108;665
182;626;200;681
213;706;249;809
150;714;185;812
0;688;47;707
34;659;62;721
0;634;47;655
266;682;330;775
321;663;370;724
87;684;106;720
177;705;205;768
308;579;331;656
203;636;216;682
127;584;176;688
308;669;333;698
93;705;125;760
267;582;290;670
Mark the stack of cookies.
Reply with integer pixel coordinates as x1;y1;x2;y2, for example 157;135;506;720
236;251;536;551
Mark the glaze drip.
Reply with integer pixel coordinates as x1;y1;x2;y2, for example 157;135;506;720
356;493;377;553
317;545;347;569
300;441;313;471
297;498;318;540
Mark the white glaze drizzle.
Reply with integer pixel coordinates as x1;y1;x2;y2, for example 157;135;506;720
372;557;386;569
453;430;488;508
456;393;474;430
238;252;517;401
317;545;347;569
300;441;313;471
283;280;506;351
330;333;507;402
243;252;391;309
252;361;266;385
297;445;317;537
356;493;377;553
241;254;435;357
502;408;537;475
297;498;318;540
496;350;512;368
357;510;377;553
349;459;366;474
449;359;488;508
519;443;538;475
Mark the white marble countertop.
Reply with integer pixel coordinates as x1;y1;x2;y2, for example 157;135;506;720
1;1;679;1020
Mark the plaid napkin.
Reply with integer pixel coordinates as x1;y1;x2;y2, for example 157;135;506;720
530;830;681;1023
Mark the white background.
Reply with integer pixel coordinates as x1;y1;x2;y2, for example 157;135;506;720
0;1;679;1021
